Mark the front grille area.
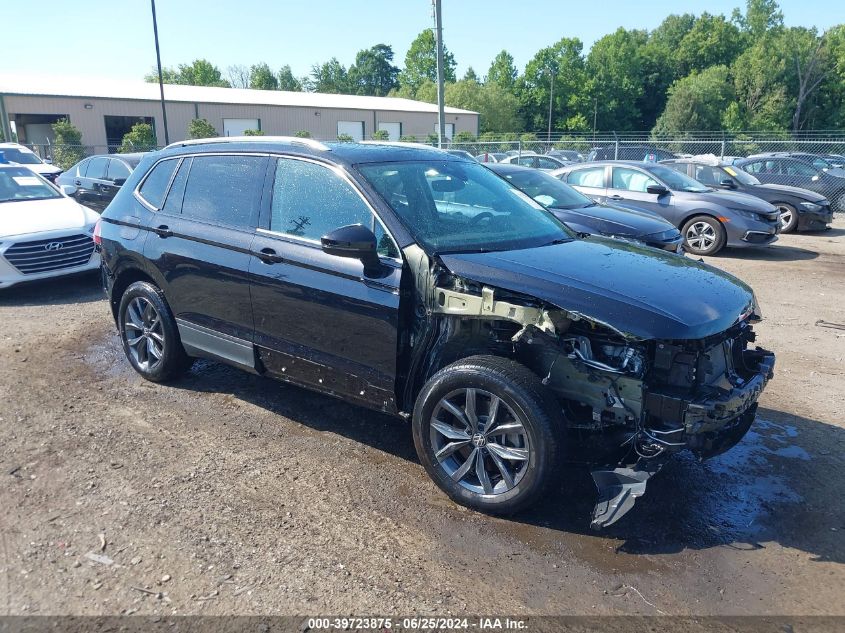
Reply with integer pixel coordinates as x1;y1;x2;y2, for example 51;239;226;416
3;234;94;275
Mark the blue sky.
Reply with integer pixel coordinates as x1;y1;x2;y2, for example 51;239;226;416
2;0;843;82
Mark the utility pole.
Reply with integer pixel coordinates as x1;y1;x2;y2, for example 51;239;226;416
433;0;446;148
151;0;170;145
547;67;556;143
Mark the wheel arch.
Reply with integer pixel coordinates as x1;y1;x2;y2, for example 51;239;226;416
109;266;158;322
679;209;727;229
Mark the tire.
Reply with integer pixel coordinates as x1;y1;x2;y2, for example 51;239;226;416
412;355;564;515
774;203;798;233
682;215;726;256
118;281;192;382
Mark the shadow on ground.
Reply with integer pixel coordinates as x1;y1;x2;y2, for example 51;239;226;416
161;357;844;565
0;271;102;306
718;244;820;261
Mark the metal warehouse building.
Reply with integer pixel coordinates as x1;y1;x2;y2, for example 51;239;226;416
0;75;478;150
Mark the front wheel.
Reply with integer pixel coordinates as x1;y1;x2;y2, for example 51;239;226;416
682;215;726;256
412;356;564;515
118;281;192;382
775;203;798;233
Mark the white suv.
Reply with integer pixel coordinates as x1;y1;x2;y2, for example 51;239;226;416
0;143;63;182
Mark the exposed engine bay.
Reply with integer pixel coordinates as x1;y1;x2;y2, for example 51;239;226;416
404;265;775;528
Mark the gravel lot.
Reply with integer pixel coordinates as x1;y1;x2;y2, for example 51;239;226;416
1;220;843;617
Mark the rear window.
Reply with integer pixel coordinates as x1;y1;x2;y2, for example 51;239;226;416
138;159;178;209
180;155;265;229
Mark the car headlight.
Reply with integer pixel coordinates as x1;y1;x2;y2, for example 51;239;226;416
799;201;823;211
732;208;771;221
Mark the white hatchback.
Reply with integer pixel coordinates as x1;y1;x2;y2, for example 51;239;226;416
0;165;100;289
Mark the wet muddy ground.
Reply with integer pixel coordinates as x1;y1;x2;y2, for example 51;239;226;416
1;220;843;616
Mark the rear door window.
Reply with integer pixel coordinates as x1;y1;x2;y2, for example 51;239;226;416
693;165;723;186
181;155;266;229
86;157;108;180
138;158;178;209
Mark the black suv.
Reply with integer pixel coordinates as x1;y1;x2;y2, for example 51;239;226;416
97;138;775;528
663;158;833;232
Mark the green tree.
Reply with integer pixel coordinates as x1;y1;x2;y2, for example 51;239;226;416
784;27;833;130
445;79;522;134
487;50;518;91
311;58;349;93
399;29;456;92
249;62;279;90
371;129;390;140
729;34;791;130
50;119;85;170
348;44;400;96
453;131;476;144
414;79;438;103
145;59;230;87
462;67;479;82
243;129;264;136
733;0;784;39
187;118;218;139
653;65;735;133
586;28;648;131
277;65;303;91
675;13;746;76
518;37;588;134
118;123;157;152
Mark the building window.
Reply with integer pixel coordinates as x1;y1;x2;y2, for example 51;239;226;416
104;116;155;151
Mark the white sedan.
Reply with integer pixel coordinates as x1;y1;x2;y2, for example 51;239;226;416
0;165;100;289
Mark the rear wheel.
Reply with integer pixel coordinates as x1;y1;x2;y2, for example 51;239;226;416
118;281;192;382
775;203;798;233
682;215;726;256
412;355;564;515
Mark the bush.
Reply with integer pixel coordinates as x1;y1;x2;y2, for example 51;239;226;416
51;119;86;170
426;133;439;145
399;135;418;142
243;129;264;136
371;129;390;140
294;130;312;138
337;133;355;142
118;123;157;153
187;118;217;139
453;131;476;143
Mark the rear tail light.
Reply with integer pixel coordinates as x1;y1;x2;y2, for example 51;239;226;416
92;219;103;245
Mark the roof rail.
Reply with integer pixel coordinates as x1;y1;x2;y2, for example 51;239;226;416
359;140;443;151
164;136;330;151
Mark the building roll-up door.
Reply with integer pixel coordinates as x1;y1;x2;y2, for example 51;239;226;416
377;122;401;141
223;119;260;136
337;121;364;141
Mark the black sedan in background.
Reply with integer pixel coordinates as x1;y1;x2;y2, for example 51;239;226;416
488;163;683;253
56;153;145;212
663;158;833;232
732;156;845;213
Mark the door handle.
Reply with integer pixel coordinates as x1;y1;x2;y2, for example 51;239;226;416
256;247;284;264
74;180;81;186
151;224;173;238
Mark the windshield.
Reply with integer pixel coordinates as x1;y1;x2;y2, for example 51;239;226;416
723;165;760;185
0;147;43;165
358;160;574;253
647;164;710;192
499;168;593;209
0;167;62;203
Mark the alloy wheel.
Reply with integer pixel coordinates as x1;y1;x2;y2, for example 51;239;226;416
430;388;530;495
123;297;165;371
685;221;716;251
777;205;793;231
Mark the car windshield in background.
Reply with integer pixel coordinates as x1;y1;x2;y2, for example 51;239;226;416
648;164;711;193
359;160;574;253
500;169;594;210
0;167;61;203
0;147;43;165
723;165;760;186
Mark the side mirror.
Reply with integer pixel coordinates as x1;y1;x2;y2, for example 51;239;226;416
719;178;737;189
321;224;381;273
60;184;77;197
646;184;669;196
112;177;127;186
43;157;53;164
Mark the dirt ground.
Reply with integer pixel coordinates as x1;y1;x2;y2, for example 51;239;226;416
1;219;843;618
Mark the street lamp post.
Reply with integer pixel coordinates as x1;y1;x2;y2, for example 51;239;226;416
547;67;556;143
150;0;169;146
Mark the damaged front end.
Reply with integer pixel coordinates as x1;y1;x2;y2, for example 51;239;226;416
417;271;775;529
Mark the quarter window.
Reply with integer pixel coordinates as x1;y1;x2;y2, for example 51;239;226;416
162;158;191;215
138;158;178;209
270;158;397;257
181;155;265;229
611;167;659;193
74;158;90;177
567;167;605;188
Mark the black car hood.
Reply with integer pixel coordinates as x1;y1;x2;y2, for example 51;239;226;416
551;203;674;238
439;237;755;341
757;183;827;202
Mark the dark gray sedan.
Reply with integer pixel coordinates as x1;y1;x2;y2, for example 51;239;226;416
553;161;780;256
488;163;683;253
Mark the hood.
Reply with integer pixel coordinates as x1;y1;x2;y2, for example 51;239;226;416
11;162;62;176
551;203;675;238
692;189;777;212
0;197;97;238
439;237;755;341
757;183;827;202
